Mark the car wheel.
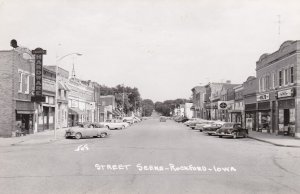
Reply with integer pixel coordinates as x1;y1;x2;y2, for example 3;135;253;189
75;133;82;139
208;133;212;136
219;135;222;138
243;133;248;138
122;125;125;129
106;125;110;130
100;133;106;138
233;132;237;139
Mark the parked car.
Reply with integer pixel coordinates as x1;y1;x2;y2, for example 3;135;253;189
195;121;215;132
65;125;110;139
203;121;225;135
101;119;129;130
184;118;198;126
160;116;167;122
189;119;207;129
123;117;134;125
216;123;248;138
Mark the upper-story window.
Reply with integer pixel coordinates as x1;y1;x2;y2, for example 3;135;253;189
265;75;270;90
24;74;29;94
284;69;289;85
279;70;282;87
272;73;276;89
290;66;294;83
18;71;22;93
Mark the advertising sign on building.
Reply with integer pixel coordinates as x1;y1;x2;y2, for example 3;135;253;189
257;93;269;102
31;48;46;102
218;101;228;110
277;88;294;98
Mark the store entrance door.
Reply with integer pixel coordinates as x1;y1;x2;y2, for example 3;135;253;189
283;109;290;125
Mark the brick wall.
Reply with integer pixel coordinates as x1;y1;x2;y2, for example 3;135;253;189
0;51;14;137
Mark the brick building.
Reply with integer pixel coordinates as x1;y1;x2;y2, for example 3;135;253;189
68;78;95;126
191;86;205;118
0;49;35;137
256;40;300;137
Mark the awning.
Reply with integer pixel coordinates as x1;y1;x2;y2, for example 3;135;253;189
112;110;121;116
69;107;85;115
228;110;243;113
59;82;70;91
107;110;113;114
16;110;35;114
190;106;195;110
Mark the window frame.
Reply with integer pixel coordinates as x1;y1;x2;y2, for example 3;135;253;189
18;71;23;93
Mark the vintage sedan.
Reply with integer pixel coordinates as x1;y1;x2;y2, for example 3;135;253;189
65;125;110;139
189;119;207;129
101;119;129;130
195;121;215;132
216;123;248;138
203;122;225;135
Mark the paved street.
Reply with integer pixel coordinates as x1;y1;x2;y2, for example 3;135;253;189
1;119;300;194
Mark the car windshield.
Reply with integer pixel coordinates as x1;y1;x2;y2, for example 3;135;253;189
223;123;235;128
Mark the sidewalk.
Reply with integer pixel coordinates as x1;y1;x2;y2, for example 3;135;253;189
248;131;300;148
0;128;66;147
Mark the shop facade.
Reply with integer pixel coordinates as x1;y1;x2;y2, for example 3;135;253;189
0;49;36;137
256;40;300;137
243;76;257;131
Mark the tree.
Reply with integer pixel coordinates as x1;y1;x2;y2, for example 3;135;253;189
100;84;141;115
142;99;154;117
154;98;190;116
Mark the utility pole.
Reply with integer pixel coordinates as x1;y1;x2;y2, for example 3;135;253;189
277;15;281;46
122;84;125;117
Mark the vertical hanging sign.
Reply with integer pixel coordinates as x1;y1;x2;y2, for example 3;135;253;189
31;48;46;102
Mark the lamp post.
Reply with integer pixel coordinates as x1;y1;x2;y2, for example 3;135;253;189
54;52;82;139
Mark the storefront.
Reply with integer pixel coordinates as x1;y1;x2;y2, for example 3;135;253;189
245;103;256;131
257;101;271;133
229;110;242;125
276;88;296;136
68;107;84;126
15;101;35;135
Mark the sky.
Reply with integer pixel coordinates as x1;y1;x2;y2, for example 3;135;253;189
1;0;300;102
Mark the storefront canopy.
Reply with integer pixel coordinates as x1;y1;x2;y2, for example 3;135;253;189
69;107;85;115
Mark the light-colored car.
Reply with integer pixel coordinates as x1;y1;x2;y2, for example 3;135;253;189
102;119;129;130
123;117;134;125
65;125;110;139
195;121;215;132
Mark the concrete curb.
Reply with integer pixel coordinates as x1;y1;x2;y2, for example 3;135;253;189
11;138;64;146
248;136;300;148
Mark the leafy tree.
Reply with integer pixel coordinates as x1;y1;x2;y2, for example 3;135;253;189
142;99;154;117
100;84;141;114
154;98;190;116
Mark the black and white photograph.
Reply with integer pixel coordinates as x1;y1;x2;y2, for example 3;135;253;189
0;0;300;193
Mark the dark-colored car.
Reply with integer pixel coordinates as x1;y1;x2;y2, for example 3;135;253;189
160;116;167;122
216;123;248;138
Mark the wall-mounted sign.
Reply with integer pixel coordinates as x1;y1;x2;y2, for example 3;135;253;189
31;48;46;102
257;93;269;102
277;88;295;99
218;101;228;110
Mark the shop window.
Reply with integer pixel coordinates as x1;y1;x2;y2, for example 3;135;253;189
279;70;282;87
18;71;22;93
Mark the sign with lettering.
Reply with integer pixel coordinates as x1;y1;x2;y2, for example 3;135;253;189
31;48;46;102
218;101;228;110
277;88;294;98
257;93;269;102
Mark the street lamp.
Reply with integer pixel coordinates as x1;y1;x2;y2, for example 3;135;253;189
54;52;82;139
